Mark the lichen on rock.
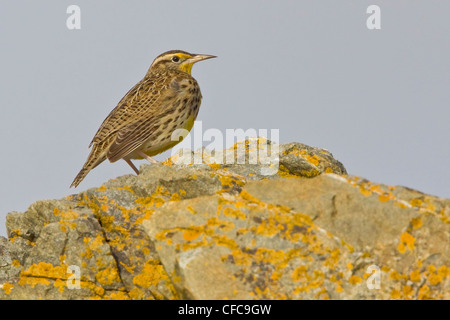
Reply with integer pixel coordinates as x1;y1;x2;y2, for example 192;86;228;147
0;141;448;300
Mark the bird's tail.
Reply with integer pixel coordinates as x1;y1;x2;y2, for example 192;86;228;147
70;143;108;188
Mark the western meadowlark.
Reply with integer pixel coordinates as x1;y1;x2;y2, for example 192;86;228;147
70;50;216;188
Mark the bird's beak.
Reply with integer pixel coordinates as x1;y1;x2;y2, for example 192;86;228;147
185;54;217;64
180;54;216;74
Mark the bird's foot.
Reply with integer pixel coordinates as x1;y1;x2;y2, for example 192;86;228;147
124;159;140;175
137;151;159;164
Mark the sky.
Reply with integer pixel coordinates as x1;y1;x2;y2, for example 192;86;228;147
1;0;449;236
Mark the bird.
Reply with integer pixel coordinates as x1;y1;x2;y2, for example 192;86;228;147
70;50;216;188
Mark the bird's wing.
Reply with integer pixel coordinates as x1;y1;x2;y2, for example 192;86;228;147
89;73;169;148
106;96;182;162
106;117;158;162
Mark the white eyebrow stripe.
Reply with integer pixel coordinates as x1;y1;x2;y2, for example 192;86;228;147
151;55;171;67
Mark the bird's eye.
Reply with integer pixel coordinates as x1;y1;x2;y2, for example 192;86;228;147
172;56;180;62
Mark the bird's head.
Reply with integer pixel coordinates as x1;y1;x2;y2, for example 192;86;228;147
149;50;216;75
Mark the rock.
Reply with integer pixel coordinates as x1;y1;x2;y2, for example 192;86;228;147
279;142;347;177
0;237;12;282
0;140;448;300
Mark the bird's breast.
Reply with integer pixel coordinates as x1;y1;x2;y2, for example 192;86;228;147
170;77;200;94
132;77;202;158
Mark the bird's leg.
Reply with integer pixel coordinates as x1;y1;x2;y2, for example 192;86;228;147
137;151;159;164
124;159;140;175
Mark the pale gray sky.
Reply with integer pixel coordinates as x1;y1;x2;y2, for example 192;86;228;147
1;0;449;236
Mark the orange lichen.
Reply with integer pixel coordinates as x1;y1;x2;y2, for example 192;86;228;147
182;228;202;242
389;270;402;281
106;291;129;300
128;287;145;300
222;207;246;220
398;232;415;253
381;265;390;273
323;249;340;270
378;192;395;202
53;278;66;293
276;164;302;179
186;205;196;214
409;269;422;282
212;170;245;193
348;275;362;285
427;265;436;273
410;217;423;229
17;262;72;289
170;192;181;201
88;234;105;251
20;262;68;279
252;218;283;237
390;289;401;299
299;168;321;178
394;201;410;209
96;266;121;286
117;185;134;193
428;273;442;286
291;265;308;282
402;285;414;299
10;229;21;237
359;186;372;197
1;283;14;295
325;167;334;173
305;154;320;166
417;285;432;300
397;243;407;254
132;260;169;289
437;265;448;278
212;234;238;249
410;198;423;207
238;190;264;206
136;188;170;209
208;163;221;170
270;271;283;281
80;281;105;297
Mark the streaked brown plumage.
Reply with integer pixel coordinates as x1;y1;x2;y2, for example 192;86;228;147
70;50;216;188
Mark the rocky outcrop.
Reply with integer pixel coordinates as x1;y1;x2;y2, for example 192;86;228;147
0;141;448;299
